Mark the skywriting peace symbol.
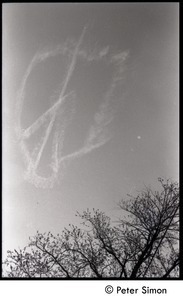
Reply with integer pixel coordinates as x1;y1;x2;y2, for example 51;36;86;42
16;26;128;189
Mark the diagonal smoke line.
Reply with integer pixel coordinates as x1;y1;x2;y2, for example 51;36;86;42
32;116;55;171
59;131;112;166
21;90;74;139
57;26;87;100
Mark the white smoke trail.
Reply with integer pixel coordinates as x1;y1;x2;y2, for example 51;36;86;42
16;26;129;189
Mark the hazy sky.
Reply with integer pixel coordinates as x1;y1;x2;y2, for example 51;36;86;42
3;3;179;257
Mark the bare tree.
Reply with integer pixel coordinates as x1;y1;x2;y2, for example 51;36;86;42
3;178;179;278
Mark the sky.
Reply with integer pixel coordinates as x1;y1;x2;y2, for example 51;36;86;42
2;3;179;258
